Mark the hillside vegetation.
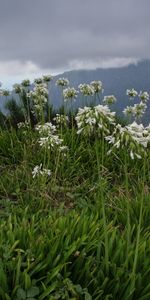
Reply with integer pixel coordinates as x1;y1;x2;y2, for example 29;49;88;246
0;76;150;300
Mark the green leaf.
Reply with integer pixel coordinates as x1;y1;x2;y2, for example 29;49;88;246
27;287;40;298
85;292;92;300
16;288;26;300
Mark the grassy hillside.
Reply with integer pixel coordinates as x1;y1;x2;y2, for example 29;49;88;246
0;77;150;299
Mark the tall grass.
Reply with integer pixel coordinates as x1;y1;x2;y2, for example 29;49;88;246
0;78;150;299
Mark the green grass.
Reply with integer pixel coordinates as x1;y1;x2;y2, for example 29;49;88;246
0;83;150;299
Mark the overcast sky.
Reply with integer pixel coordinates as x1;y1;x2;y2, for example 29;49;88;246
0;0;149;87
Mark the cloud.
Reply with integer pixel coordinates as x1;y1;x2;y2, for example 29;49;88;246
0;0;150;82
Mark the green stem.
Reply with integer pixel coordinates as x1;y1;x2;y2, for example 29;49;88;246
124;152;130;260
132;154;146;274
95;137;109;274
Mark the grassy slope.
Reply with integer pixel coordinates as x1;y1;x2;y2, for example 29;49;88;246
0;122;150;300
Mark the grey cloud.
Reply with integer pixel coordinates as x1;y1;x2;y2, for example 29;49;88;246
0;0;150;74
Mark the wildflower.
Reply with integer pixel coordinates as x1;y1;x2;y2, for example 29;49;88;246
56;78;69;87
126;88;138;98
43;75;53;83
2;89;10;97
90;80;103;94
38;135;63;149
103;95;117;105
123;106;133;116
27;83;48;112
75;104;115;136
21;79;30;87
34;78;43;85
63;87;78;101
13;84;22;94
105;121;150;159
139;91;149;103
17;121;30;129
132;102;147;119
32;163;51;178
36;122;67;150
53;114;69;127
36;122;56;135
78;83;95;96
123;101;147;120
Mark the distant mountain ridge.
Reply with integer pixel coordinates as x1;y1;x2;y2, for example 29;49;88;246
1;59;150;123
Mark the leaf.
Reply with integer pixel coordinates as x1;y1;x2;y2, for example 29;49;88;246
27;287;40;298
16;288;26;300
85;292;92;300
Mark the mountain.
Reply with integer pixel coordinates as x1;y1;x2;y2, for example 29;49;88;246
1;59;150;123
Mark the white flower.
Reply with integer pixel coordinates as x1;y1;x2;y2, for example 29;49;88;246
103;95;117;105
139;91;149;103
78;84;95;96
13;84;22;94
53;114;69;127
75;104;115;136
34;78;43;85
17;121;29;129
126;88;138;98
63;87;78;101
21;79;30;87
105;121;150;159
27;83;49;111
123;101;147;120
132;102;147;118
56;78;69;87
32;163;51;178
130;150;134;159
43;75;53;82
123;106;133;116
38;135;63;148
2;89;10;97
36;122;56;135
90;80;103;93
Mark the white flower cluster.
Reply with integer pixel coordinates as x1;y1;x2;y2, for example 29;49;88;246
43;75;53;83
103;95;117;105
139;91;149;103
36;122;56;135
126;88;138;98
53;114;69;127
75;104;115;136
63;87;78;101
1;89;10;97
38;135;63;148
78;84;95;96
56;78;69;87
34;75;53;85
34;78;43;85
32;163;51;178
105;121;150;159
21;79;30;87
123;102;147;119
90;80;103;93
35;122;68;151
17;121;30;129
13;84;22;94
28;83;48;111
126;89;149;103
